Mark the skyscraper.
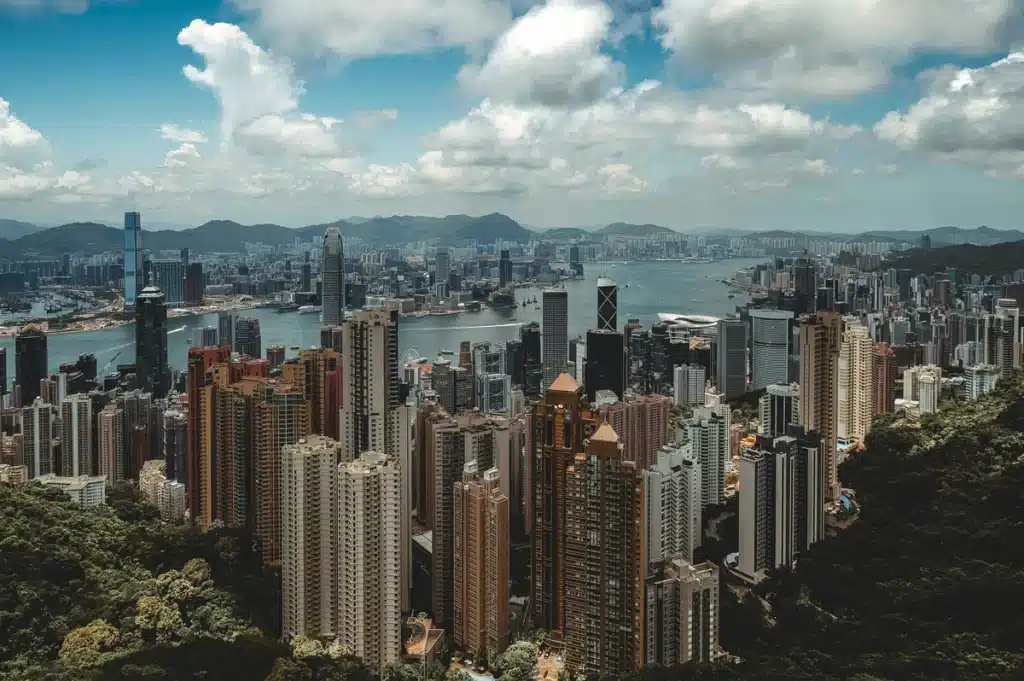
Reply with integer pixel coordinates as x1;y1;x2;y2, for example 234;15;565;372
434;248;451;288
563;424;644;675
123;211;142;309
99;403;125;484
749;309;793;390
759;383;799;438
338;451;403;673
498;249;512;288
151;259;185;307
838;322;873;441
798;312;842;501
218;312;235;350
715;317;747;400
15;324;47;407
542;288;569;391
644;443;701;567
687;403;731;509
23;398;55;479
321;227;345;326
871;342;897;414
60;394;92;477
235;317;262;358
0;347;7;397
584;329;626;402
597;277;618;331
339;309;400;462
135;284;169;398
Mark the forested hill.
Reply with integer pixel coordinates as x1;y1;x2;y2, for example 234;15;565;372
642;374;1024;681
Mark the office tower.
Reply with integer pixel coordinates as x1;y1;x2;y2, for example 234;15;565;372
597;277;618;331
749;309;793;390
453;464;510;661
541;288;569;391
123;211;142;309
321;227;345;325
530;373;598;632
919;373;939;414
135;284;169;398
498;249;512;288
60;394;92;477
180;247;189;268
300;262;312;292
759;383;799;437
792;258;815;298
563;424;644;675
338;451;403;673
218;312;236;349
162;407;187;483
185;263;203;304
738;429;825;583
235;317;262;358
644;444;701;567
281;436;340;639
151;260;185;306
266;345;286;369
15;325;47;407
475;373;511;414
798;312;842;501
715;317;747;400
965;364;1000;400
673;364;705;408
431;360;472;415
519;322;543;396
838;322;873;441
98;403;124;484
585;329;626;402
194;326;218;348
0;347;6;396
320;325;344;352
871;342;897;415
990;298;1020;377
644;560;721;666
22;398;55;479
340;309;400;462
434;248;451;287
687;403;731;509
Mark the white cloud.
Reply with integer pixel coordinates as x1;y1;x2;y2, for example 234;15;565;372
229;0;512;58
876;52;1024;177
160;124;208;144
164;143;201;168
349;109;399;128
458;0;623;108
0;98;48;168
653;0;1019;99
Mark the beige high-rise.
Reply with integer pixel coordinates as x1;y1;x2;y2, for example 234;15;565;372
838;322;873;442
338;451;402;673
98;403;124;484
339;309;400;463
282;436;341;639
798;312;842;501
454;463;509;662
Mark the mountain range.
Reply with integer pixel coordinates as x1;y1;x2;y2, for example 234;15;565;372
749;226;1024;247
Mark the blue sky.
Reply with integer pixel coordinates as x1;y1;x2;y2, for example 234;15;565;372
1;0;1023;231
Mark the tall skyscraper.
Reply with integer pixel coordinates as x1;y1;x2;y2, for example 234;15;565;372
0;347;7;397
151;259;185;307
498;249;512;288
798;312;842;501
15;325;47;407
673;364;706;408
759;383;799;438
321;227;345;326
23;398;55;479
749;309;793;390
60;394;92;477
123;211;142;309
99;403;125;484
235;317;262;358
871;342;897;414
218;312;236;350
597;277;618;331
453;463;510;661
644;560;721;666
542;288;569;391
529;373;598;633
162;407;187;483
135;284;169;398
339;309;400;462
838;322;873;441
338;451;403;673
687;403;731;509
563;424;644;675
281;436;341;639
715;317;747;400
434;248;452;288
584;329;626;402
644;443;701;567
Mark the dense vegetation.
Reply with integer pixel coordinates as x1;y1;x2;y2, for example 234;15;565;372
0;483;372;681
635;373;1024;681
881;240;1024;276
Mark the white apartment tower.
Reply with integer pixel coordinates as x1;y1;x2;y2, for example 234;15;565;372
644;444;702;567
22;398;55;479
281;436;341;639
838;322;873;441
686;404;731;509
673;364;706;408
60;393;93;478
338;451;403;673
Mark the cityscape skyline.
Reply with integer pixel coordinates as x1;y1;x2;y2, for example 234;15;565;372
2;1;1024;229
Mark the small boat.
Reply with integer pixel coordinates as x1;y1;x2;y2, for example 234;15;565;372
289;345;300;350
298;305;320;314
439;349;454;355
728;294;735;299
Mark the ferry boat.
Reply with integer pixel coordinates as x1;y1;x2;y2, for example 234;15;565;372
298;305;321;314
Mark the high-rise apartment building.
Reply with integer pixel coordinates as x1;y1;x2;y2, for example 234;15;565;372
563;424;644;675
22;397;55;479
715;317;747;400
644;559;721;666
321;227;345;326
338;451;403;673
98;403;124;484
965;364;1000;400
453;464;510;661
838;322;873;441
798;312;842;501
737;429;825;583
162;407;187;483
281;436;341;639
597;277;618;331
434;248;452;289
541;288;569;391
596;393;671;468
187;345;230;526
687;403;731;509
340;309;400;462
871;342;897;415
673;364;705;408
530;373;598;633
644;444;701;567
15;324;47;407
60;394;92;477
759;382;799;438
123;211;142;309
749;309;793;390
136;284;169;398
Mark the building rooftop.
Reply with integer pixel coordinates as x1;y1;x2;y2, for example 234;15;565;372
591;422;620;443
549;373;579;393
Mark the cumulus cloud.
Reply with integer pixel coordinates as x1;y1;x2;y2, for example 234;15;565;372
876;52;1024;176
229;0;512;58
0;98;48;168
653;0;1020;99
160;124;208;144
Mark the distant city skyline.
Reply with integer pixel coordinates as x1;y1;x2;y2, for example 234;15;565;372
2;1;1024;230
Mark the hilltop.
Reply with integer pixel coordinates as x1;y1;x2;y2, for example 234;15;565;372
0;218;44;240
882;240;1024;275
597;222;676;237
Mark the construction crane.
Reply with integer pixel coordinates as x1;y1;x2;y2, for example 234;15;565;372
100;351;122;375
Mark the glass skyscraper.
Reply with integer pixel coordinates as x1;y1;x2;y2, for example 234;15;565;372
123;212;142;309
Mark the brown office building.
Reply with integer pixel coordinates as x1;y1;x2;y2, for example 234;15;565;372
798;312;842;501
563;423;644;675
529;373;598;635
453;464;509;662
